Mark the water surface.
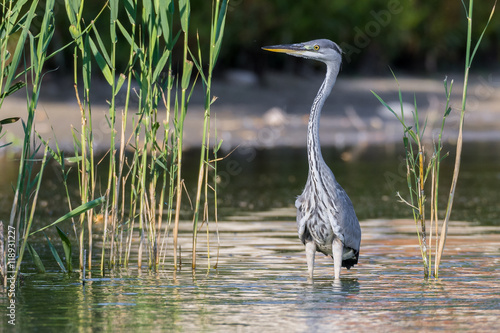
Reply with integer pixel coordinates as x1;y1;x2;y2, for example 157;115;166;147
4;214;500;332
1;143;500;331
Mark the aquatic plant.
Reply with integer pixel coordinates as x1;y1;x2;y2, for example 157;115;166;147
1;0;228;281
58;0;227;273
373;0;496;279
0;0;55;284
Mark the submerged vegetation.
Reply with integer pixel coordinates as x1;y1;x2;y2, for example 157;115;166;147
373;0;496;279
1;0;228;284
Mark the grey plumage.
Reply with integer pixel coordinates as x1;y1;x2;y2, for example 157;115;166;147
263;39;361;280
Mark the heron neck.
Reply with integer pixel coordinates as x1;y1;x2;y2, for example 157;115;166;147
307;63;338;179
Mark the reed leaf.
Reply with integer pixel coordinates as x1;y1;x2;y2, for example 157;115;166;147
0;82;25;98
212;0;228;68
110;0;119;42
469;1;496;64
56;227;73;273
64;0;80;26
123;0;137;25
114;73;127;96
89;35;113;85
116;20;138;49
371;91;400;121
44;233;67;273
82;34;92;90
26;243;46;273
2;0;37;97
0;117;20;125
181;60;194;90
29;196;105;236
153;51;171;83
374;0;495;279
158;0;174;46
179;0;190;33
6;0;29;24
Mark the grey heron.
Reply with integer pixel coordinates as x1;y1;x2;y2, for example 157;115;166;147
262;39;361;280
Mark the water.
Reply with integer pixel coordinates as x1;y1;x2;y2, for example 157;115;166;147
2;143;500;331
4;216;500;332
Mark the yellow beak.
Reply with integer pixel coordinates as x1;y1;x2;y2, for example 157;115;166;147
262;43;307;55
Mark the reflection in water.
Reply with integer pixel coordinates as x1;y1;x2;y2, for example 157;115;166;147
1;144;499;330
2;143;500;224
4;213;500;332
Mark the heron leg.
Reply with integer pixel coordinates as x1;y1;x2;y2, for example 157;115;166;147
305;241;316;279
332;238;343;280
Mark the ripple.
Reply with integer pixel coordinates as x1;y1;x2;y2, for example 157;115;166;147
9;216;500;332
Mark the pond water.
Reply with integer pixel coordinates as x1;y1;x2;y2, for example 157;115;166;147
3;216;500;332
1;143;500;331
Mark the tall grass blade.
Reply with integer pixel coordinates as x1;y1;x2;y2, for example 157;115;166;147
26;243;46;273
56;226;73;273
0;82;25;98
371;91;401;123
29;196;105;236
44;233;67;273
3;0;229;275
374;0;495;279
88;37;113;85
470;1;496;64
0;117;20;125
158;0;174;46
179;0;191;33
2;0;38;99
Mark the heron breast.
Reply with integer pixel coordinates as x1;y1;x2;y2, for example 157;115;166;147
308;214;334;245
297;199;335;245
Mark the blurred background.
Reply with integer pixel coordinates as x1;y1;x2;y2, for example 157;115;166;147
39;0;500;77
8;0;496;151
2;0;499;220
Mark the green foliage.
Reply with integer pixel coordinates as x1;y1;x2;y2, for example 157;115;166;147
2;0;228;278
29;196;105;236
56;226;73;273
218;0;498;72
45;233;67;273
39;0;497;73
0;117;20;148
26;243;46;273
373;0;496;279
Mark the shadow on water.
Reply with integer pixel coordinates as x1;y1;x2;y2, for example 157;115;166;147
1;142;500;331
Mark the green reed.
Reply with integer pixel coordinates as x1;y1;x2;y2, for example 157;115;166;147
0;0;54;283
373;0;496;279
190;0;228;270
2;0;228;279
62;0;229;272
64;0;101;271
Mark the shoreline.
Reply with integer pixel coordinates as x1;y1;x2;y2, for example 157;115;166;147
2;72;500;154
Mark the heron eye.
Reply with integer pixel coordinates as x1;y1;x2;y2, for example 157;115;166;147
313;45;320;51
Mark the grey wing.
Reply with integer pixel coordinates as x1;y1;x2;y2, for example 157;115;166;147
320;165;361;252
333;183;361;252
295;195;309;244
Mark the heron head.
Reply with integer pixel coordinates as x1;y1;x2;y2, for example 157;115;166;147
262;39;342;65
